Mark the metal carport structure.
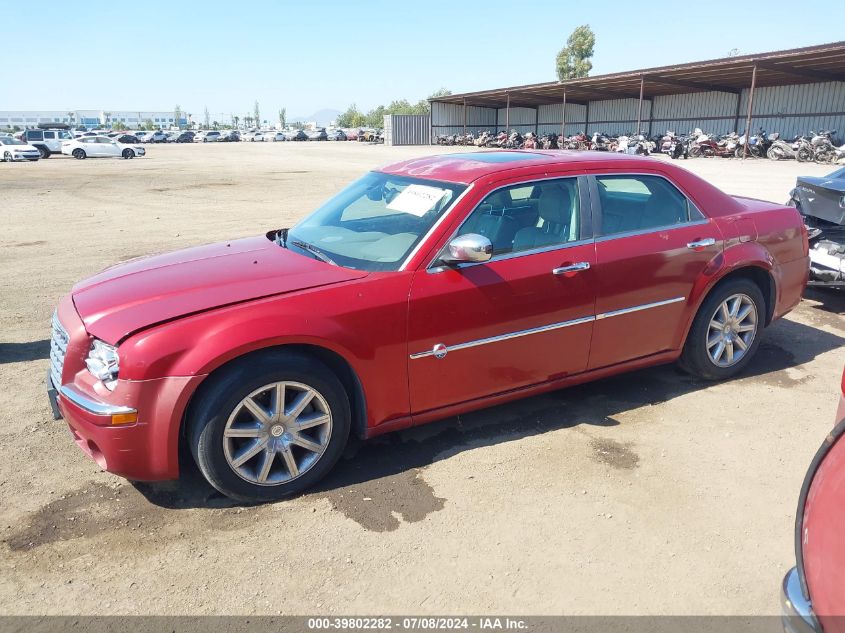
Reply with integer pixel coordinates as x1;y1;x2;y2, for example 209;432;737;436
430;42;845;148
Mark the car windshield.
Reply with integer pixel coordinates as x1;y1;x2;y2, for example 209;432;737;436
0;137;25;145
287;172;466;271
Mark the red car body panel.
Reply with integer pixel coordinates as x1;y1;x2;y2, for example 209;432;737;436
50;151;808;481
795;368;845;632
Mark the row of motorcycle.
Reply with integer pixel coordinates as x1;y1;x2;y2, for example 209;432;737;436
435;128;845;164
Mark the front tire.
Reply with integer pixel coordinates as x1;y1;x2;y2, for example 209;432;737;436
72;148;86;160
3;151;12;162
122;148;135;159
680;278;765;380
188;351;351;503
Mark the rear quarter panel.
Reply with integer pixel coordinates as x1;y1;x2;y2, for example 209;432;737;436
716;199;808;320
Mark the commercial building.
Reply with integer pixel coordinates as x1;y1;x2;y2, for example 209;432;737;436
0;110;189;130
428;42;845;141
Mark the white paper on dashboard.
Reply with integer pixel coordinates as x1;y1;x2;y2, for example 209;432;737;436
386;184;447;217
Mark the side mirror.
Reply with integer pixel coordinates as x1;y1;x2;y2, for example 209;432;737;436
440;233;493;265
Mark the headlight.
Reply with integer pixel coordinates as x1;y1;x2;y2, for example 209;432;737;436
85;340;119;390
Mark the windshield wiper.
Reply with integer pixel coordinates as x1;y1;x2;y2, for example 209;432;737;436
290;239;337;266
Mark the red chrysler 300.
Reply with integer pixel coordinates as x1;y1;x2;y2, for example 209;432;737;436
48;151;809;501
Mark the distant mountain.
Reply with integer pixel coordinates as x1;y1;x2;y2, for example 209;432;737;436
288;108;342;126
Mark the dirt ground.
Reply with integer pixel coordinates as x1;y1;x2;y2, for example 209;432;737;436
0;142;842;616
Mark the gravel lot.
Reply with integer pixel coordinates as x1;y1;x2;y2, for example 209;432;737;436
0;143;842;616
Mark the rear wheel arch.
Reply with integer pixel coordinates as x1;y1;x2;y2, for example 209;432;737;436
680;264;776;350
180;344;368;457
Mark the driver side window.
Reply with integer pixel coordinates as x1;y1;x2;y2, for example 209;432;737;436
458;178;581;256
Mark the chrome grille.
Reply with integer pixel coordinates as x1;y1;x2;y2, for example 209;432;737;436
50;311;69;389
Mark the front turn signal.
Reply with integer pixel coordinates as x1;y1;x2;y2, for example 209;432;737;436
110;412;138;426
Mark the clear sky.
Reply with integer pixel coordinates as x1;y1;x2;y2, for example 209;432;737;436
4;0;843;120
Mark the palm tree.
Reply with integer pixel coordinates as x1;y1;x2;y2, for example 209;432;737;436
103;112;112;129
67;111;75;127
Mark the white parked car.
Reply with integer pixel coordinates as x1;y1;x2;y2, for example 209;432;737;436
194;131;222;143
0;136;41;161
135;131;154;143
268;131;286;142
243;130;265;142
61;135;146;159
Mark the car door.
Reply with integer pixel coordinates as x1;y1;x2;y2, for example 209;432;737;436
407;175;596;415
587;172;723;370
100;138;121;156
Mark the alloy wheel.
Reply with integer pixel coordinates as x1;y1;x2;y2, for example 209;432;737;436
707;293;758;368
222;381;333;486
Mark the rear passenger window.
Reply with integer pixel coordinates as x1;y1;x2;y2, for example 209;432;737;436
458;178;580;256
596;175;697;236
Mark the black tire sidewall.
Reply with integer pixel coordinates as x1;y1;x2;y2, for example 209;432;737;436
188;352;351;502
681;278;765;380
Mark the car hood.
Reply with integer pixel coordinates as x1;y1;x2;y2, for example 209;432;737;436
72;235;368;343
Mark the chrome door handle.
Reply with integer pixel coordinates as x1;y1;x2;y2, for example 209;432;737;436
687;238;716;249
553;262;591;275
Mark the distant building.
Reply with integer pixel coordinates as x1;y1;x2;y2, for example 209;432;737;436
0;110;189;130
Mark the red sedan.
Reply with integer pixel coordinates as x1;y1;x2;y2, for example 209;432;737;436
47;151;809;501
782;366;845;633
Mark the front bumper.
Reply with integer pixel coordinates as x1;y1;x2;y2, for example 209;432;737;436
49;295;204;481
782;568;822;633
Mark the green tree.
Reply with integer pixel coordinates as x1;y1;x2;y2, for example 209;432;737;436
103;111;112;129
142;119;155;131
174;104;182;129
113;121;128;131
556;25;595;81
336;103;366;128
203;106;210;129
290;121;305;129
253;101;260;128
278;107;286;129
212;120;219;130
429;87;451;99
232;115;240;129
67;111;75;127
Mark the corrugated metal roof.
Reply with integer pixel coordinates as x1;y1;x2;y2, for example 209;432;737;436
431;42;845;108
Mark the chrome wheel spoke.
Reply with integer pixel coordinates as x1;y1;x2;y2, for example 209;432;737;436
295;411;330;430
242;397;271;424
712;340;726;362
719;302;730;323
728;296;741;318
278;444;299;477
230;438;268;468
736;304;754;323
256;447;275;483
737;323;756;332
290;435;323;453
725;341;735;364
707;333;722;349
286;389;315;419
271;383;286;419
734;335;748;351
224;424;262;438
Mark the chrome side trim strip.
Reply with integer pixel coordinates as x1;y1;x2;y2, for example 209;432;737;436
595;296;685;320
58;384;137;416
409;296;686;359
410;316;595;359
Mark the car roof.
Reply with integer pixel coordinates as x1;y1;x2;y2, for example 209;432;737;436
378;150;663;184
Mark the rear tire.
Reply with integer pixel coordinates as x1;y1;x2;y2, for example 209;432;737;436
38;146;50;159
680;278;765;380
72;149;86;160
688;145;702;158
188;350;351;503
